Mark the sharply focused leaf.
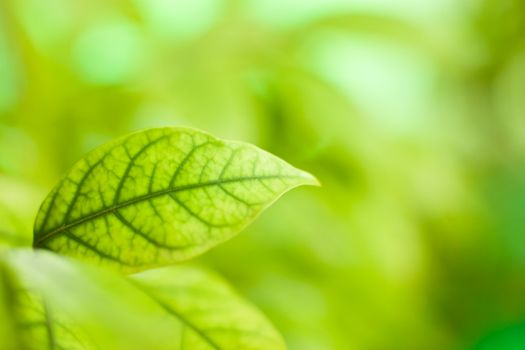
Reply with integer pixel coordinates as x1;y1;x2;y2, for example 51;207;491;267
4;249;286;350
133;265;287;350
33;127;318;271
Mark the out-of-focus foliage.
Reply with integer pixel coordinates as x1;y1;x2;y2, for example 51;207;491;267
133;264;287;349
2;0;525;349
1;249;287;349
0;177;42;247
0;261;93;350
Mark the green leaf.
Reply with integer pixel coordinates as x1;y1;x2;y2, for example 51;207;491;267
4;249;286;350
33;127;318;271
0;261;23;350
10;288;93;350
132;265;287;350
6;249;182;350
0;256;92;350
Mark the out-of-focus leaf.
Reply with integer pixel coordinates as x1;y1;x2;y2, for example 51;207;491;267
4;249;286;350
0;261;23;350
5;249;187;349
33;127;318;272
0;254;93;350
133;265;287;350
472;322;525;350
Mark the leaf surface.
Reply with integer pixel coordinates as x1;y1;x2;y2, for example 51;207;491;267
0;256;92;350
133;265;286;350
4;249;286;350
33;127;317;271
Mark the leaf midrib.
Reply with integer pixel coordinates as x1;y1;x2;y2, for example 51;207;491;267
128;279;222;350
155;298;222;350
34;174;301;247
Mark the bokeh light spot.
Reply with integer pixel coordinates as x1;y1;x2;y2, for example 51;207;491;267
300;32;434;135
72;20;144;85
134;0;222;41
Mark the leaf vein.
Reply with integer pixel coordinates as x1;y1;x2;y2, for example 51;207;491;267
35;175;298;246
60;231;130;266
113;210;190;250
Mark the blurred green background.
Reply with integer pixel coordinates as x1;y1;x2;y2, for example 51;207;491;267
2;0;525;349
